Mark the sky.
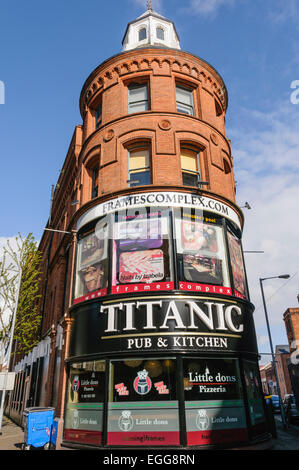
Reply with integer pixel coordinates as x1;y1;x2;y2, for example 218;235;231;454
0;0;299;364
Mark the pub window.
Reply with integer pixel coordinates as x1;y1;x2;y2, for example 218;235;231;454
181;147;201;187
64;360;106;446
156;27;165;40
128;143;151;187
183;357;247;446
107;358;180;446
91;165;99;199
139;27;147;41
176;84;194;116
128;82;149;114
243;360;267;436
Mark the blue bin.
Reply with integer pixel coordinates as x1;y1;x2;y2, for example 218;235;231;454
23;407;55;449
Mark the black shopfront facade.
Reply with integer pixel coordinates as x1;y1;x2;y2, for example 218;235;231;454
62;191;269;449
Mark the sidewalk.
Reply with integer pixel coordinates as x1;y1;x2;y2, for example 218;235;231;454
1;413;299;451
0;415;24;450
272;415;299;450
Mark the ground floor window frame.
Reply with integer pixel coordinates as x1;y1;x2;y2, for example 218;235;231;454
63;354;267;448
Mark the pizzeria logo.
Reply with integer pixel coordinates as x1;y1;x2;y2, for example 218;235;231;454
196;409;210;430
133;369;152;395
118;410;134;432
72;375;80;392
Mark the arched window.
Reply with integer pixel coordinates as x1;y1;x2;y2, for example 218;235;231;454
223;158;231;174
215;98;223;117
128;143;151;187
91;165;99;199
156;27;165;40
139;27;147;41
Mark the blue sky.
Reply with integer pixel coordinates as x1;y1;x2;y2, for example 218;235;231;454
1;0;299;363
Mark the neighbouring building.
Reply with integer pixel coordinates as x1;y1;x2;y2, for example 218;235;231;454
6;5;271;449
260;363;276;395
259;345;292;399
283;302;299;408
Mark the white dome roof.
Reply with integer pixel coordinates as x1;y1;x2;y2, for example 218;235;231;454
122;8;181;52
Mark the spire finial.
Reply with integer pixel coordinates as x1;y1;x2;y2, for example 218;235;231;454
147;0;152;11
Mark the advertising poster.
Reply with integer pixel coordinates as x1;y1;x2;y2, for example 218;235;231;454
227;231;247;299
74;224;108;303
176;213;230;294
112;210;173;294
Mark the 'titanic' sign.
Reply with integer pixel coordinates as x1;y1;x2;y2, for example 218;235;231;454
69;297;258;357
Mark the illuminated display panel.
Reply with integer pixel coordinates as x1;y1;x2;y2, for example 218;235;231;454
107;358;179;446
64;361;106;445
74;218;108;304
111;208;174;294
227;229;248;299
175;209;231;296
243;360;266;435
73;196;247;304
183;357;248;446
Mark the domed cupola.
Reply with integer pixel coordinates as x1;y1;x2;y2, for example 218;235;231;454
122;1;181;51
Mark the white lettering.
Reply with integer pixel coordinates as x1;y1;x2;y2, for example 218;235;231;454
123;302;137;331
290;80;299;104
160;300;186;329
101;303;123;333
214;303;228;330
136;300;162;329
187;301;214;330
225;305;243;333
0;81;4;104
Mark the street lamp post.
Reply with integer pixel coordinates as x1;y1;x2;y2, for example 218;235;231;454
259;274;290;429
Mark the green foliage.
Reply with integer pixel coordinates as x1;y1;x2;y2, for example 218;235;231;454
0;233;42;355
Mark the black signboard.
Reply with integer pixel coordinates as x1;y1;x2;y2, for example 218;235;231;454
69;296;257;358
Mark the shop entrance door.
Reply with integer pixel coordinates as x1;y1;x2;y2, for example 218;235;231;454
107;358;180;446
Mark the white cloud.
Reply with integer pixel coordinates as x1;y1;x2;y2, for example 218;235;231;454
189;0;236;16
268;0;299;25
258;335;269;346
229;100;299;354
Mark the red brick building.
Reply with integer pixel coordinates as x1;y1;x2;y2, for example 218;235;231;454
6;6;271;449
259;346;292;399
283;303;299;408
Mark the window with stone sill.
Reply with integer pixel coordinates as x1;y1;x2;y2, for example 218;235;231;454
128;143;151;187
176;84;194;116
181;146;201;187
128;82;149;114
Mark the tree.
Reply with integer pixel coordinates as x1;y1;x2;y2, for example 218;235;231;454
0;233;42;365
